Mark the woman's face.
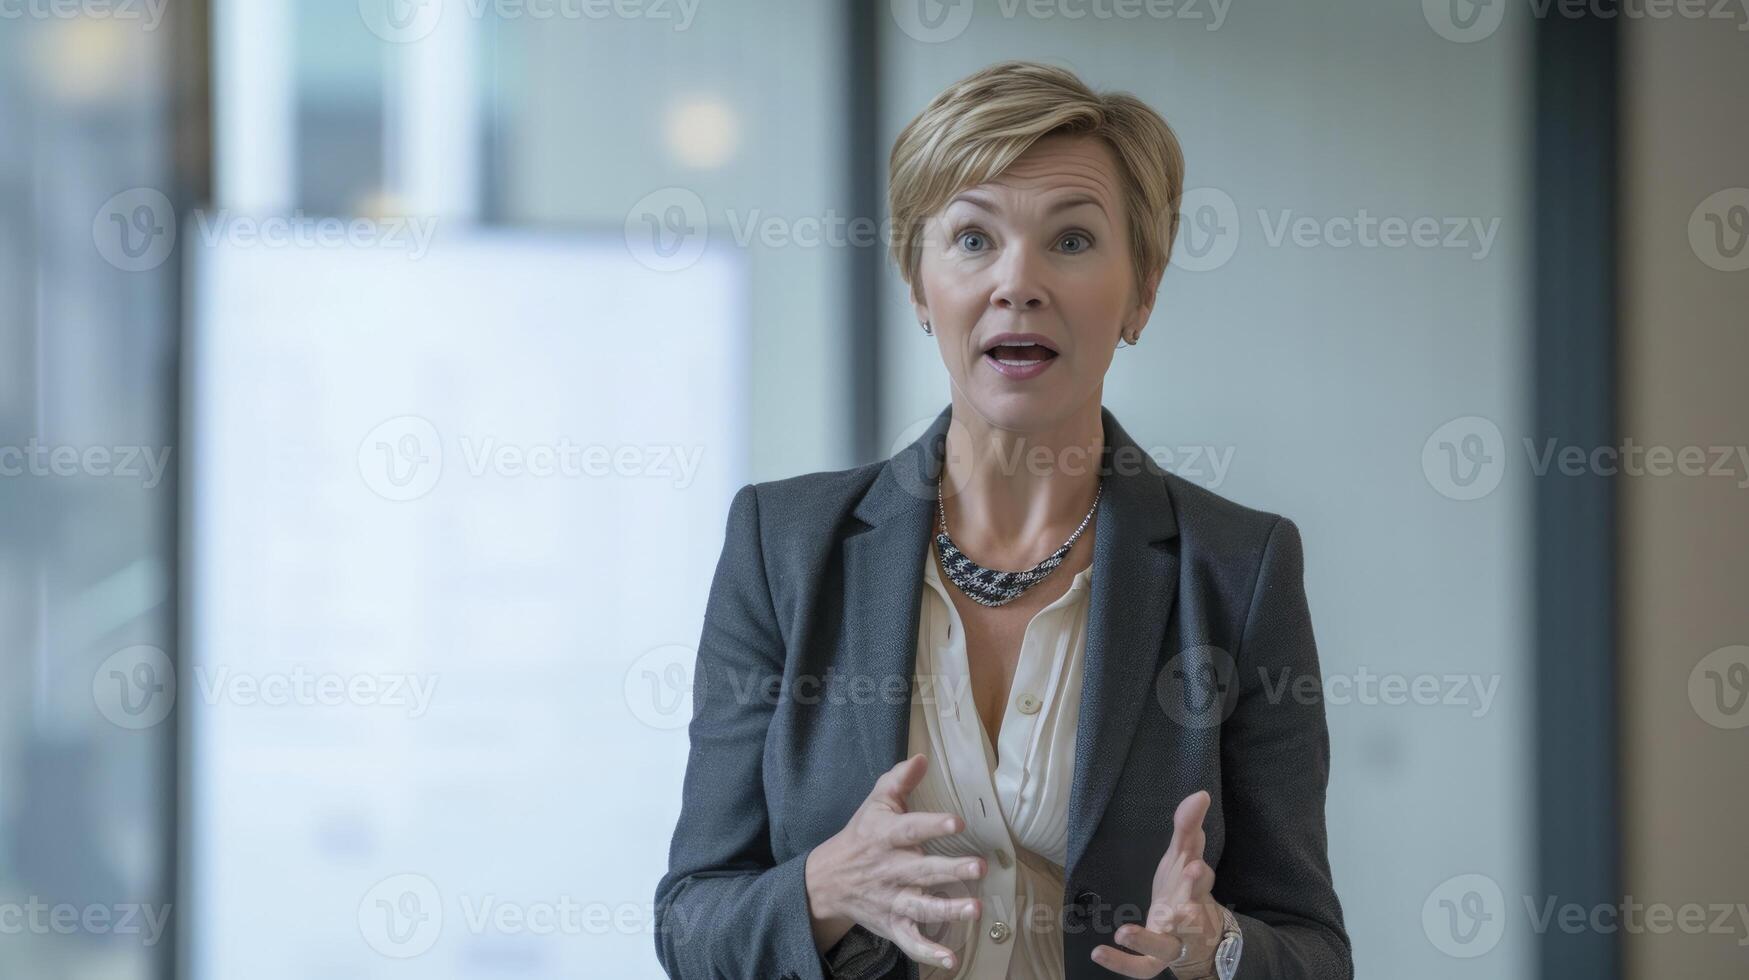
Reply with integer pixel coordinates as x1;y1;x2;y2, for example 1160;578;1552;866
912;133;1157;433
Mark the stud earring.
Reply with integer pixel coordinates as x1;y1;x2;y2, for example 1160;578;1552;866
921;320;933;336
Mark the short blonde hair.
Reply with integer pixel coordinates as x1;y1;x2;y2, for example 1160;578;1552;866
888;60;1186;306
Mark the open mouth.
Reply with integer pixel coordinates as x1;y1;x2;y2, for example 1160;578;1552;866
984;343;1059;367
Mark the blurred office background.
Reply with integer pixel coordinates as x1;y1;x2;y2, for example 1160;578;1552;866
0;1;1743;978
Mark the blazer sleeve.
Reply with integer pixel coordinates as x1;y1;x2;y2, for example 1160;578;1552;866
653;483;892;980
1216;516;1354;980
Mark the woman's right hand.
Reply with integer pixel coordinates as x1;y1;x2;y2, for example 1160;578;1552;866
805;752;986;972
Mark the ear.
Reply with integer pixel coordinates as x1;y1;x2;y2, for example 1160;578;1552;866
910;282;930;330
1124;269;1162;339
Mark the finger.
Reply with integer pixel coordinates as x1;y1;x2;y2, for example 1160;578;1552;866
1110;922;1185;964
893;915;959;972
887;810;964;847
1167;789;1211;859
876;753;930;809
1185;859;1216;902
900;852;986;889
1168;857;1215;908
1089;941;1166;978
892;886;980;925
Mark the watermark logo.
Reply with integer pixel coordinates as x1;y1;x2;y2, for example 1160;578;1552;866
1428;0;1749;42
1172;191;1502;270
188;210;437;259
358;0;444;42
1171;187;1241;273
890;0;976;42
94;189;438;271
359;416;708;499
625;187;709;272
1425;417;1749;500
0;440;172;488
1423;0;1508;42
1423;873;1506;956
1422;416;1507;501
361;0;699;39
359;873;444;957
1257;210;1500;259
94;188;176;272
625;643;701;730
0;899;172;945
892;0;1229;40
1688;187;1749;272
359;416;445;502
93;645;175;730
1425;873;1749;954
1155;645;1240;729
192;667;438;719
1689;644;1749;730
0;0;169;28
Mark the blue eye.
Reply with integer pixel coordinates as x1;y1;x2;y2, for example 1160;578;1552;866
1059;233;1092;253
957;230;989;253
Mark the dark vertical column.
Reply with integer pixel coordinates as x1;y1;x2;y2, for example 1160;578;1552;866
168;2;211;978
846;0;883;464
1533;3;1620;979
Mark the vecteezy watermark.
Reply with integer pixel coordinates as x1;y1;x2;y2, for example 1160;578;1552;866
93;645;176;729
187;210;438;260
1688;188;1749;272
626;643;703;730
192;666;438;719
881;413;1237;506
0;0;168;29
1689;645;1749;730
624;645;987;731
357;415;707;502
0;440;172;488
889;0;1230;44
93;188;439;272
1169;187;1502;272
622;190;920;273
1423;873;1749;957
92;188;177;272
1256;209;1500;259
91;645;439;729
1425;0;1749;42
358;0;699;43
359;873;444;958
1155;646;1503;728
1422;416;1749;500
0;899;173;946
358;872;685;958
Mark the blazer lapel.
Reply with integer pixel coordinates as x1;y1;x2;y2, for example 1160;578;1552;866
844;402;1180;881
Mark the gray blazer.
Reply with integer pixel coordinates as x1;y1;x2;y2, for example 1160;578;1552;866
654;403;1351;980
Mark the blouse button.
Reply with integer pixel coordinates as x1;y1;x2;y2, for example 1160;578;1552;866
988;921;1011;944
1016;692;1041;714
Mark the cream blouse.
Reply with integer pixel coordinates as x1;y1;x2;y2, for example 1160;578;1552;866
905;536;1094;980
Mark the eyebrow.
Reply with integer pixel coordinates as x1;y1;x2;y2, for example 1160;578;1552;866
946;190;1107;216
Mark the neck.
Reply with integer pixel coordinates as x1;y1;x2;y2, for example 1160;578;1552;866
937;391;1105;567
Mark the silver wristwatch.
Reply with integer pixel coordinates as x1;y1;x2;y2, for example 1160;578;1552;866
1211;903;1243;980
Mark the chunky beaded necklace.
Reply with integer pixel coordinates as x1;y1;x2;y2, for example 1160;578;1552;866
933;476;1101;607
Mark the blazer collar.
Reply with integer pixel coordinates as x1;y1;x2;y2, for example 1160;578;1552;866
844;402;1180;879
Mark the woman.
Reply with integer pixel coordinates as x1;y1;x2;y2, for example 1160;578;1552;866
654;61;1350;980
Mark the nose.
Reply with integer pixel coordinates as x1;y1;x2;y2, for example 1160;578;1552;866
989;246;1047;312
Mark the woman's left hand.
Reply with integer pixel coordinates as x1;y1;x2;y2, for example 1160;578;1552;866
1089;789;1223;978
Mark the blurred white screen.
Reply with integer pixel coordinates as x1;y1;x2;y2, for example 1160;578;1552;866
182;230;746;978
